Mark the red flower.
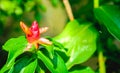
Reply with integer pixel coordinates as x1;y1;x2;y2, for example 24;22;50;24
20;21;52;50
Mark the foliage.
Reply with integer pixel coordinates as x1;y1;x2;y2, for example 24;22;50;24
94;5;120;40
0;20;97;73
0;0;120;73
54;20;98;69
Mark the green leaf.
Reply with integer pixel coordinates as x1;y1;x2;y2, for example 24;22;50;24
44;45;54;59
54;20;98;69
37;51;68;73
44;37;68;59
69;65;95;73
3;36;27;52
37;51;55;73
35;64;45;73
12;53;36;73
8;66;14;73
52;53;68;73
94;5;120;40
20;59;37;73
0;36;27;72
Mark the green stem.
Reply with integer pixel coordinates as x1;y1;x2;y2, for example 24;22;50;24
98;50;106;73
63;0;74;21
94;0;99;8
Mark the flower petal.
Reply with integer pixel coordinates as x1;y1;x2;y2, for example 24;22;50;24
39;27;48;34
20;21;32;35
38;38;52;45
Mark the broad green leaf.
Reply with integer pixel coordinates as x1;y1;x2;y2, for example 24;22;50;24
69;65;95;73
0;36;27;72
37;51;68;73
54;20;98;69
35;64;45;73
8;66;14;73
37;51;55;73
52;53;68;73
44;37;68;59
3;36;27;52
20;59;37;73
41;41;54;59
12;53;36;73
94;5;120;40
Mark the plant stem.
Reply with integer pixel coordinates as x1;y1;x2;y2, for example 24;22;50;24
94;0;99;8
98;50;106;73
63;0;74;21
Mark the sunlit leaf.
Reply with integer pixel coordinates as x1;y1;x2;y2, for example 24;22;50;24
69;65;95;73
44;45;54;59
35;64;46;73
52;53;68;73
37;51;55;73
0;36;27;72
20;59;37;73
54;20;98;69
12;53;36;73
37;51;68;73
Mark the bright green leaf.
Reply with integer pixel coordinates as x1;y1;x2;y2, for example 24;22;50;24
37;51;68;73
69;65;95;73
12;53;36;73
54;20;98;69
37;51;55;73
3;36;27;52
20;59;37;73
35;64;45;73
0;36;27;72
8;66;14;73
52;53;68;73
94;5;120;40
44;45;54;59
